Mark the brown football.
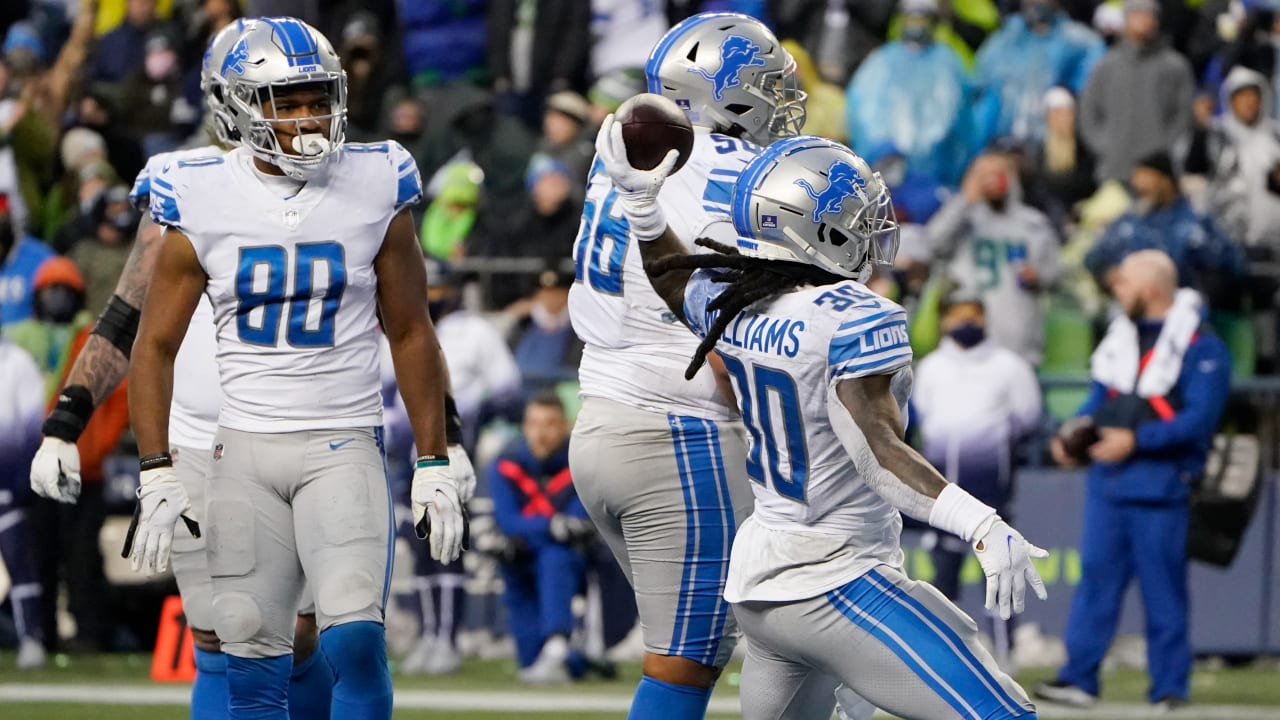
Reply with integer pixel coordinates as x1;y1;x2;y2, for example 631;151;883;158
616;93;694;174
1057;416;1100;464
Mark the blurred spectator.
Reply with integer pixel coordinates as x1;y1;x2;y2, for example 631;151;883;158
500;155;583;274
912;292;1041;668
928;152;1060;364
6;256;92;387
0;196;52;326
973;0;1104;142
770;0;895;86
1185;66;1280;247
884;0;1000;69
398;0;488;88
864;143;946;224
43;128;117;250
1035;250;1230;712
538;91;593;189
119;28;196;157
429;260;522;448
339;11;398;141
507;268;582;391
846;0;977;186
67;185;137;315
91;0;169;84
1085;151;1243;306
490;391;591;684
420;161;482;261
589;0;667;78
585;66;645;127
0;322;46;669
488;0;592;129
92;0;175;36
1021;87;1097;228
784;40;847;142
1079;0;1194;182
70;90;144;186
387;96;426;156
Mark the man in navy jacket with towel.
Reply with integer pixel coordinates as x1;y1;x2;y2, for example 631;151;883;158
1035;250;1231;711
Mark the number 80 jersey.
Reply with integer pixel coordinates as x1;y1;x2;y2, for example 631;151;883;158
569;127;760;420
149;143;423;433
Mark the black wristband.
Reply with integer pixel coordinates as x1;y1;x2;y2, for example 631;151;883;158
91;294;142;359
42;384;94;443
444;393;464;446
139;453;174;471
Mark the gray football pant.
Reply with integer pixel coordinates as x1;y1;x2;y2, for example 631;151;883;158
570;397;753;668
170;444;316;634
204;427;392;659
735;565;1037;720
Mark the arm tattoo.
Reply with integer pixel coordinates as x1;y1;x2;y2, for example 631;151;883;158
66;218;164;406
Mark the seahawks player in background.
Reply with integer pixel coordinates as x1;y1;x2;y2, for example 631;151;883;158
567;13;805;720
595;121;1049;719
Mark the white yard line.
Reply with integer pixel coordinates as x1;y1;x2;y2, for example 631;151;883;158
0;683;1276;719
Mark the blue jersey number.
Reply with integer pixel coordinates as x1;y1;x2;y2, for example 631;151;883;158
573;189;629;295
236;242;347;347
719;355;809;502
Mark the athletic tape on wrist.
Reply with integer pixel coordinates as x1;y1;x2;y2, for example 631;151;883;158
42;384;94;443
928;483;997;543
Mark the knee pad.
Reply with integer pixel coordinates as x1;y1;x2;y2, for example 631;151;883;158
212;592;262;644
316;569;380;621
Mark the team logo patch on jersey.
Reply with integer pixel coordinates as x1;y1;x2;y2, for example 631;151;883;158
688;35;766;102
795;160;867;224
283;208;300;230
761;214;778;229
213;443;224;460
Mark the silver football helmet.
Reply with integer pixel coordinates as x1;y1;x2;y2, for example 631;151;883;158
645;12;806;146
201;18;260;147
219;17;347;180
730;136;899;281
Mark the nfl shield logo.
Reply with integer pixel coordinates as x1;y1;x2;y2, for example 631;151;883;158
761;214;778;229
283;209;300;230
213;443;224;460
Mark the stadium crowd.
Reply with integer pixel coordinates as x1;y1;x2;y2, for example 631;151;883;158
0;0;1274;688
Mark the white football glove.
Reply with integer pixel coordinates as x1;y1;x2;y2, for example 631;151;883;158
593;113;679;240
448;444;476;503
123;467;200;576
30;436;82;503
972;518;1049;619
412;461;467;563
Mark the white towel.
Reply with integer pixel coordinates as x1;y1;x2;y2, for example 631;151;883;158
1090;289;1203;397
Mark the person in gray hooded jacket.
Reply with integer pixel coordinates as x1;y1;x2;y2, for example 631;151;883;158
1079;0;1194;183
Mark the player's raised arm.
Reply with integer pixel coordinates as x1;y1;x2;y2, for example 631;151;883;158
374;209;466;563
125;226;205;575
828;373;1048;618
29;214;163;503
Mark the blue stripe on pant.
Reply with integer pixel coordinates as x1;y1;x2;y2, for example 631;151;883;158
826;571;1032;720
1058;492;1190;701
667;414;735;666
372;426;395;614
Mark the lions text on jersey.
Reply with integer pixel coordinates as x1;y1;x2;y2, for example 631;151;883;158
570;127;761;420
149;142;422;432
682;270;915;602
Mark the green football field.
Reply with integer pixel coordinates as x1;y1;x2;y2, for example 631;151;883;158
2;653;1279;719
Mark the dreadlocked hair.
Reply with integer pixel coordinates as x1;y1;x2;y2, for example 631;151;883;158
645;237;847;380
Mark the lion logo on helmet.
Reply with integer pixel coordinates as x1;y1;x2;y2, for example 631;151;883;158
795;160;867;224
688;35;767;102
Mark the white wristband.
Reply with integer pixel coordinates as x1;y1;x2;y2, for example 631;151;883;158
928;483;997;543
622;200;667;242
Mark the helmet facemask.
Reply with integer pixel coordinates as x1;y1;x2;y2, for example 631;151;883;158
229;77;348;181
762;59;807;143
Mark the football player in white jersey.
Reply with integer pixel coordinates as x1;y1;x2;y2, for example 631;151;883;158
594;127;1050;719
126;18;464;720
567;12;806;719
28;20;337;720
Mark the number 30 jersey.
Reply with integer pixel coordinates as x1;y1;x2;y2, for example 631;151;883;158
569;127;760;421
682;271;915;603
150;142;423;433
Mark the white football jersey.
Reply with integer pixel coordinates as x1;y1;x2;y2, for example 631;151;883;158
130;146;224;449
682;271;914;602
570;127;759;420
149;142;423;433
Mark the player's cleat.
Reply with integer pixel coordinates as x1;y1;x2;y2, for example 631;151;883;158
1152;696;1189;713
423;639;462;676
16;637;46;670
399;635;435;675
1033;680;1098;708
519;635;571;685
